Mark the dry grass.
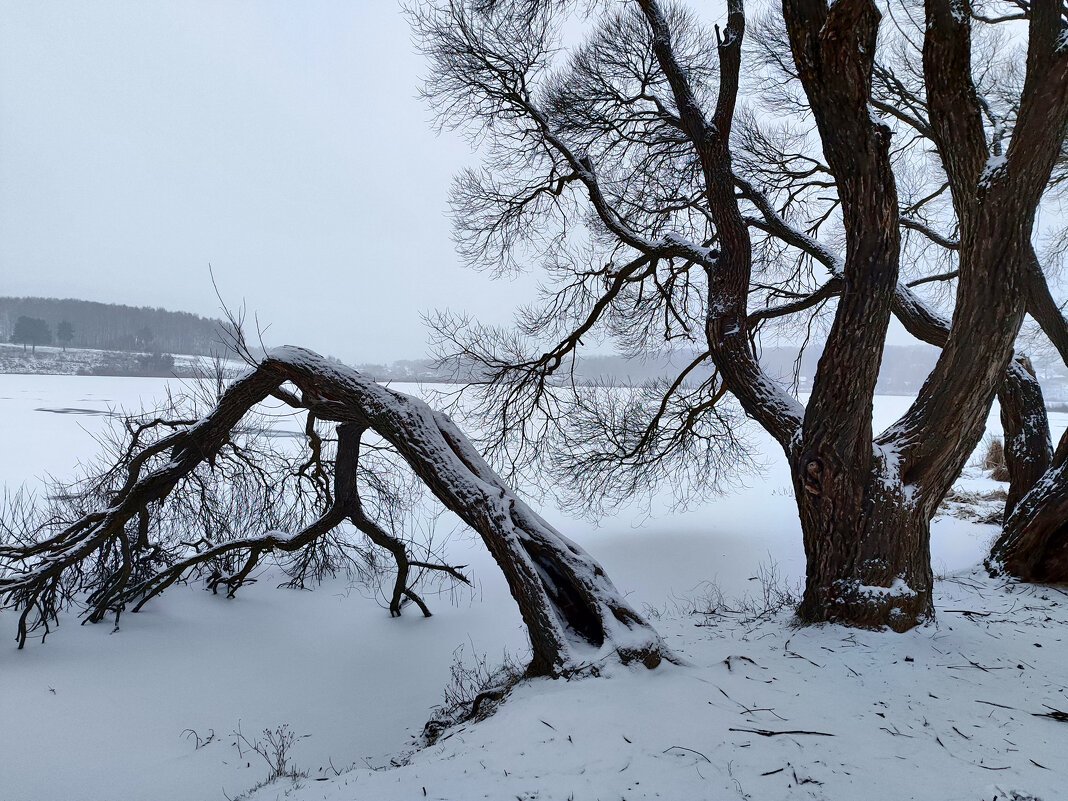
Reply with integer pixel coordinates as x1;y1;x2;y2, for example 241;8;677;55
981;436;1010;482
938;487;1008;524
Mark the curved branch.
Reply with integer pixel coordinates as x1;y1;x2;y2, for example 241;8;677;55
638;0;805;448
1;348;669;676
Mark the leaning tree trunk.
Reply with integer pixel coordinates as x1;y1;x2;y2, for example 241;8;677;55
998;356;1053;518
0;347;669;676
989;426;1068;582
267;348;668;675
985;260;1068;578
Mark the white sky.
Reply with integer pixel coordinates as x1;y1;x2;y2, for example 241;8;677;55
0;1;541;363
0;1;989;365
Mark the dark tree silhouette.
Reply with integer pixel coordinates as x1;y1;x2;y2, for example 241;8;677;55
11;316;52;354
413;0;1068;629
135;326;154;350
56;320;74;351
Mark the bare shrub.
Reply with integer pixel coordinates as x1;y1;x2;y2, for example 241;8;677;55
181;728;216;750
422;644;525;744
231;721;309;783
682;559;801;627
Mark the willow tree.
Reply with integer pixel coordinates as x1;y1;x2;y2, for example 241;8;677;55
0;346;669;677
742;0;1068;579
413;0;1068;630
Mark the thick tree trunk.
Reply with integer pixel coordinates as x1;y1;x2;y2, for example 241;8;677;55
267;350;669;675
986;261;1068;577
999;357;1052;517
786;301;1048;629
891;282;1052;518
989;461;1068;582
637;0;1067;631
989;426;1068;582
792;449;933;630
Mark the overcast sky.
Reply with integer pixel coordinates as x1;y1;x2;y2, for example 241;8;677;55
0;1;961;368
0;1;544;363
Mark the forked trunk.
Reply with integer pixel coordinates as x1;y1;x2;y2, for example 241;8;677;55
792;451;933;630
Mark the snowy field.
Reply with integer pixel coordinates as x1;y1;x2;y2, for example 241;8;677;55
0;343;220;377
0;374;1065;801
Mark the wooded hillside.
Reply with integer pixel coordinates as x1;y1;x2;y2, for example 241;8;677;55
0;297;226;356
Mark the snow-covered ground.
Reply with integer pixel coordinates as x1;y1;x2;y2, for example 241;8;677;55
0;343;234;377
0;375;1064;801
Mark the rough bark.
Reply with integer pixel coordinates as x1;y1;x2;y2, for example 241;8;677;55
900;0;1068;576
998;357;1053;517
417;0;1068;631
742;150;1053;523
776;0;932;627
647;0;947;628
989;439;1068;582
792;453;933;630
889;0;1068;494
779;0;1068;625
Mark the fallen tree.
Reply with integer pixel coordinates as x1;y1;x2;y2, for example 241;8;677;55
0;346;669;677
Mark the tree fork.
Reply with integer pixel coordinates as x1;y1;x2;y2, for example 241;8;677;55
792;453;934;631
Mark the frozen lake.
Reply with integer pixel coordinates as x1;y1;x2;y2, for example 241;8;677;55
0;373;1035;800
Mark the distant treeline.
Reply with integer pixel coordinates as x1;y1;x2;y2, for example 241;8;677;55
0;297;228;356
352;345;946;394
350;344;1068;398
570;346;943;395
